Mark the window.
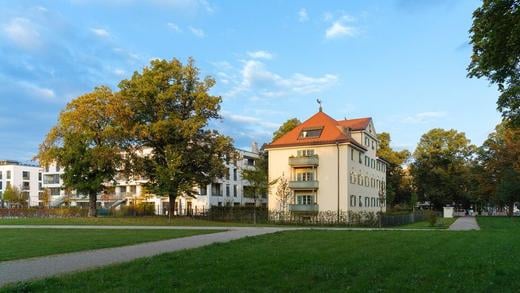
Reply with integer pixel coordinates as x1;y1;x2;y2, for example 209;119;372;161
365;136;369;146
365;176;369;187
212;183;222;196
6;171;11;180
350;148;354;160
365;156;369;166
119;186;127;194
371;197;376;207
358;174;363;186
50;188;60;196
0;171;2;180
299;128;323;139
233;169;237;181
358;196;363;207
225;168;230;180
371;159;375;169
297;149;315;156
297;195;314;205
226;184;230;197
233;185;237;197
0;181;2;190
350;172;356;184
56;165;60;172
372;141;375;150
199;185;207;196
43;174;60;184
365;197;369;207
350;195;356;207
38;172;42;181
130;186;137;195
22;171;30;180
245;157;255;166
295;169;314;181
359;153;362;164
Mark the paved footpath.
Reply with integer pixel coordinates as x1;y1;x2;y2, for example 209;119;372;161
0;223;475;287
448;216;481;231
0;228;282;287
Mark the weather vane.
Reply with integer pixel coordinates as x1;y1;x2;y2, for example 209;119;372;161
317;98;322;112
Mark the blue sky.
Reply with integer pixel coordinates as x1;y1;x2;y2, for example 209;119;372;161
0;0;501;162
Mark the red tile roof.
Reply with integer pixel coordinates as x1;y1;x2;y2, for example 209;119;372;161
266;111;371;150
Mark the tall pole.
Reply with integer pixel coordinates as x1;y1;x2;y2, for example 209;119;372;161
336;141;340;223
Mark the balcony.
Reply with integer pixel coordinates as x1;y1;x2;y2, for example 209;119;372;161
288;180;319;190
289;204;319;213
288;155;319;167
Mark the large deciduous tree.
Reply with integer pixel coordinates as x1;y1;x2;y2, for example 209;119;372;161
38;86;126;217
272;118;301;142
118;58;234;219
411;129;475;210
478;121;520;215
468;0;520;125
376;132;411;207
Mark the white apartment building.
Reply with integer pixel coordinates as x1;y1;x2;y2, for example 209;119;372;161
42;146;267;215
0;160;43;207
266;110;388;217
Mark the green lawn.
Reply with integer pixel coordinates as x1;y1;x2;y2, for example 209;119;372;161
0;216;259;227
399;217;457;229
3;217;520;292
0;229;220;262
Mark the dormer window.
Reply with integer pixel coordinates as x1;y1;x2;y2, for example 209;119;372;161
299;127;323;139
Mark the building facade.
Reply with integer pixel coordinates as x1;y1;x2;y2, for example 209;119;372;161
0;160;43;207
41;147;267;215
266;110;387;217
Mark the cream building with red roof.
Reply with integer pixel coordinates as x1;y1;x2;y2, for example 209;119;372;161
265;109;388;218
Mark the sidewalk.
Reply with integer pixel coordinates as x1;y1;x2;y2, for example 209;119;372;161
0;228;281;287
448;216;481;231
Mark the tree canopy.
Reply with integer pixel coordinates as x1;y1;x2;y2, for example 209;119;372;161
272;118;301;142
38;86;126;217
118;58;234;218
468;0;520;125
376;132;411;207
411;129;475;209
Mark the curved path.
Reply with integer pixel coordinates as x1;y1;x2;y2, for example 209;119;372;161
0;222;477;287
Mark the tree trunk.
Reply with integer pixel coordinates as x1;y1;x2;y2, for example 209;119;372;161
168;193;176;223
508;202;514;217
88;191;97;217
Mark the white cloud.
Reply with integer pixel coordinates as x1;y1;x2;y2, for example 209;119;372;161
227;59;337;97
90;27;110;38
18;81;56;101
325;21;357;39
113;68;126;76
167;22;182;32
247;50;273;60
223;112;279;129
2;17;42;50
189;26;205;38
402;111;447;124
298;8;309;22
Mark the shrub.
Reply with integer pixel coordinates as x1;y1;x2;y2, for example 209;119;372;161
426;210;438;227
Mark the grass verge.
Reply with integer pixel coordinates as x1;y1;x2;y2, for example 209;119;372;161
4;217;519;292
0;228;220;261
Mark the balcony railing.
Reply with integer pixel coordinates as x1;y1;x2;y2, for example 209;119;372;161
289;204;319;213
288;155;319;166
288;180;319;190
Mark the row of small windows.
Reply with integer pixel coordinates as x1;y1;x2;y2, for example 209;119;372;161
349;172;386;190
0;171;42;182
200;183;250;198
350;195;385;208
350;149;386;173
